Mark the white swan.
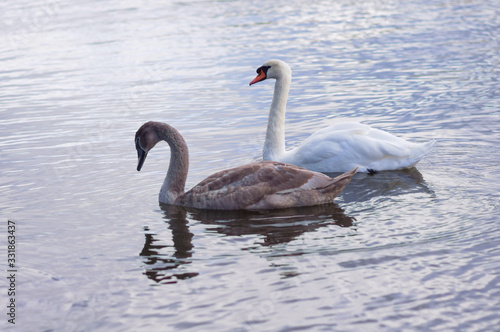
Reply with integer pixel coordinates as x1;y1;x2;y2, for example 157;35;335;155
249;59;436;173
135;121;357;210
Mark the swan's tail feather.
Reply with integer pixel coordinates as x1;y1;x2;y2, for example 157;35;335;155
408;139;436;166
319;167;358;196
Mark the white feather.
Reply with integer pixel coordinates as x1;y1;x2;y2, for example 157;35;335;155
251;59;436;173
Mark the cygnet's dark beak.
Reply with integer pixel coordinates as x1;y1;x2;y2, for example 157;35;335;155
136;138;147;171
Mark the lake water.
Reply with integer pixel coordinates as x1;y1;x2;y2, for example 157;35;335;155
1;0;499;331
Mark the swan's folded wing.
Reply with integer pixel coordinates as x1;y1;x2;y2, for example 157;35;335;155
179;161;336;209
292;124;412;165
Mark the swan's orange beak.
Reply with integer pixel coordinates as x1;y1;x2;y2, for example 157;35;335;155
249;70;267;86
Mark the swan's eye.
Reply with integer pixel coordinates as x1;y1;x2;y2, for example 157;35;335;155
135;137;144;151
256;65;271;75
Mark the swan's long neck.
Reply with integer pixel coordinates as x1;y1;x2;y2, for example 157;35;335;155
158;124;189;204
263;74;290;160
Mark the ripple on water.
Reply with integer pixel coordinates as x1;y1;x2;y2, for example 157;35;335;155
1;0;500;331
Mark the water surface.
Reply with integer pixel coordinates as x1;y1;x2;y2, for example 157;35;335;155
1;0;499;331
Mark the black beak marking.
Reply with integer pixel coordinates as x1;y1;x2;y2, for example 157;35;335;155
258;65;270;75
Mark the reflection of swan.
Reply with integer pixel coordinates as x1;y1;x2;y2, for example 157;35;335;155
335;167;434;203
249;59;436;173
135;121;357;210
178;203;354;246
139;204;355;283
140;206;198;284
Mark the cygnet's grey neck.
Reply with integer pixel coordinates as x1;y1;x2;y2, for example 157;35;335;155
157;123;189;204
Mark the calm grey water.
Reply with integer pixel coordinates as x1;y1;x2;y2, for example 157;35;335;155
1;0;499;331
